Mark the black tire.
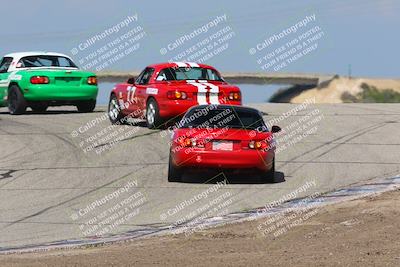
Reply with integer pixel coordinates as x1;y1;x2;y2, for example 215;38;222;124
260;158;276;183
30;102;48;113
76;100;96;113
108;94;124;124
8;85;27;115
146;98;163;129
168;155;183;182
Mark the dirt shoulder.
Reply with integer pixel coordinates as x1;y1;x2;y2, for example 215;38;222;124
276;77;400;103
2;189;400;267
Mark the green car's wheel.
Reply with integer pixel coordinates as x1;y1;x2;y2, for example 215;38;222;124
108;94;124;124
146;98;163;129
76;100;96;113
30;102;48;113
8;85;27;115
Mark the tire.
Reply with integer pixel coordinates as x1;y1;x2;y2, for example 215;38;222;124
260;158;276;183
146;98;163;129
30;102;48;113
76;100;96;113
108;94;124;124
8;85;27;115
168;155;183;182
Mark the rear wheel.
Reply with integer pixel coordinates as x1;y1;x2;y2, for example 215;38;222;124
8;85;27;115
30;102;48;113
146;98;163;129
76;100;96;113
108;94;124;124
260;158;276;183
168;155;183;182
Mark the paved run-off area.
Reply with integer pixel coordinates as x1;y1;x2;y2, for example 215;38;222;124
0;103;399;251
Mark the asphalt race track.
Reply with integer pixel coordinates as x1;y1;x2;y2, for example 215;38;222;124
0;103;399;250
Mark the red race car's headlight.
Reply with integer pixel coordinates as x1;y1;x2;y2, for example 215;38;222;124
228;91;241;101
167;90;187;100
249;140;268;150
30;76;49;84
87;76;98;85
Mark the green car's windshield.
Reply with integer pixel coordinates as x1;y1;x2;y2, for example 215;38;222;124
17;55;78;69
156;67;223;81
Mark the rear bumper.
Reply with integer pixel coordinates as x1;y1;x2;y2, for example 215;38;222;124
22;85;98;101
158;100;197;119
171;148;274;171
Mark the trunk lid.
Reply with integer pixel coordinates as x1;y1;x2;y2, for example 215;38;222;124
159;80;240;104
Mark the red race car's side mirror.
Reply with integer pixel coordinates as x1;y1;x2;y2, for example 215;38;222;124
271;125;281;133
127;77;136;84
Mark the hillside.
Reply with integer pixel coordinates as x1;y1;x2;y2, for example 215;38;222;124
272;77;400;103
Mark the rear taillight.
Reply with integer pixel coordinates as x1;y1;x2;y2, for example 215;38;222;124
177;137;196;147
249;140;268;150
30;76;49;84
87;76;97;85
167;90;187;100
228;91;241;101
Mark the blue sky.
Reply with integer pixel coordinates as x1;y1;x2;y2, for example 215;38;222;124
1;0;398;78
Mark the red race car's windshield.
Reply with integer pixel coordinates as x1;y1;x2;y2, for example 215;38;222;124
180;107;267;130
17;55;78;68
156;67;223;81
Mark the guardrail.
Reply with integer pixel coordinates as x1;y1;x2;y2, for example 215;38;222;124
96;71;336;85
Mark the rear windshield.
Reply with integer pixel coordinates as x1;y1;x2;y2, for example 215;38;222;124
17;55;77;68
180;107;266;130
156;67;223;81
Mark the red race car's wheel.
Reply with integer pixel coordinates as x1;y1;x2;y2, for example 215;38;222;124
108;94;124;124
168;154;183;182
260;158;276;183
146;98;163;129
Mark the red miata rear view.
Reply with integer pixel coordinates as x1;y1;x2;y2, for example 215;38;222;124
168;105;281;183
108;62;242;128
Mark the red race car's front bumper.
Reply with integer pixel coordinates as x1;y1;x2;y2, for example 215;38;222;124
171;148;274;172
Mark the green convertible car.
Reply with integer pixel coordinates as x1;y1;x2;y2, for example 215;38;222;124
0;52;98;114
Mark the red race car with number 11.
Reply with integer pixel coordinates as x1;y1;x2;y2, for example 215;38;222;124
108;62;242;128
